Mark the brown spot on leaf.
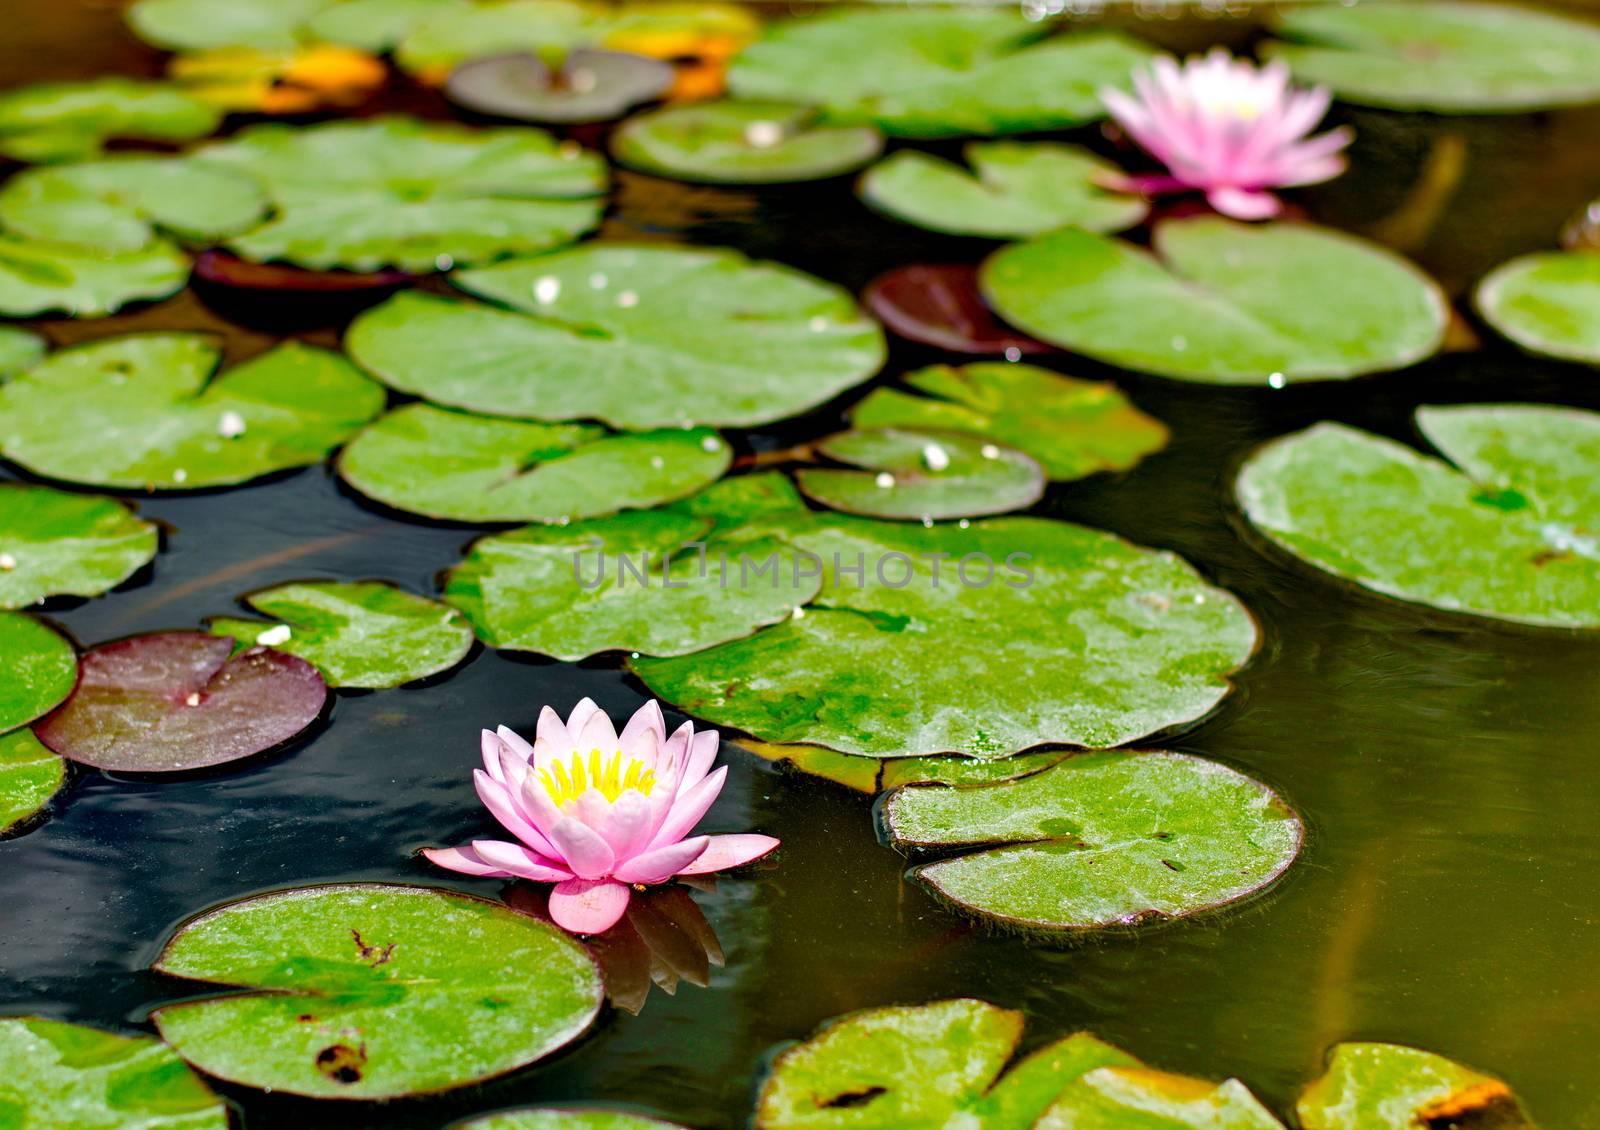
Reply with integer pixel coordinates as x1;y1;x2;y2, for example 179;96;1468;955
315;1043;367;1084
1530;549;1570;568
1419;1080;1517;1127
820;1086;887;1109
296;1013;316;1022
351;928;397;966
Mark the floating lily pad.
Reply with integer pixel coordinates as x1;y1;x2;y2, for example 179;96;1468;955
0;335;385;490
884;751;1302;930
860;142;1146;240
448;49;673;124
0;156;267;253
348;245;885;428
1298;1043;1531;1130
863;264;1053;356
307;0;469;53
192;249;410;293
166;42;389;115
127;0;330;51
0;613;77;734
796;429;1044;520
445;508;818;660
397;0;603;79
730;10;1150;138
0;484;159;609
756;999;1141;1129
1266;1;1600;113
1476;251;1600;367
0;235;190;318
0;78;222;163
0;328;45;376
455;1110;689;1130
207;581;475;689
739;738;1067;794
193;117;606;273
151;883;604;1098
35;631;326;772
0;730;65;834
982;219;1448;385
1236;406;1600;628
850;363;1168;482
612;101;882;185
635;514;1258;757
0;1017;228;1128
1038;1065;1286;1128
336;403;730;522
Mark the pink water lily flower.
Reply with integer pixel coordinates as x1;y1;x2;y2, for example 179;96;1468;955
425;698;778;935
1100;49;1352;221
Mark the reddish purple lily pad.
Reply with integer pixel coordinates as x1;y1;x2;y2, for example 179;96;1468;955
192;250;409;294
863;264;1052;356
35;632;326;772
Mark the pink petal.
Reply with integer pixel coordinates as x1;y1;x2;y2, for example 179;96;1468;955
614;835;709;884
564;697;605;740
496;724;534;761
549;877;631;934
675;729;720;799
533;706;571;758
546;815;617;879
469;839;574;882
678;833;780;875
474;770;560;858
423;843;513;877
618;700;666;761
601;790;653;857
480;729;506;782
1208;187;1281;220
649;765;726;850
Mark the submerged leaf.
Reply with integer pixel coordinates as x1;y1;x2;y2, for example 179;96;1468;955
796;428;1044;520
455;1112;688;1130
336;404;729;523
863;263;1053;356
1298;1042;1531;1130
0;234;189;318
1476;251;1600;367
207;580;475;689
1037;1066;1286;1128
0;78;221;163
612;101;882;185
0;484;159;609
447;49;674;124
35;631;327;772
0;334;385;490
737;738;1066;794
0;613;77;734
0;730;65;834
151;883;604;1098
192;249;409;293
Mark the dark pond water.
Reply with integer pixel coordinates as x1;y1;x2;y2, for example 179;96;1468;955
5;2;1600;1126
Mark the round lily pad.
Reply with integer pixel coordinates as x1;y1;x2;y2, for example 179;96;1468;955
348;244;886;428
151;883;604;1098
0;484;159;609
863;263;1053;357
1266;1;1600;113
192;116;607;273
795;428;1044;521
307;0;471;53
207;580;475;689
612;101;883;185
0;334;385;490
1476;251;1600;367
445;508;820;660
0;1017;228;1128
0;613;77;734
0;234;190;318
0;730;66;835
860;142;1146;240
1298;1043;1530;1130
885;750;1302;930
849;362;1168;482
35;631;327;772
396;0;601;80
455;1111;689;1130
192;249;410;293
0;156;266;253
336;403;730;522
0;78;222;164
0;328;45;376
447;49;674;124
634;513;1258;757
729;9;1151;138
127;0;329;51
1236;405;1600;629
982;218;1448;385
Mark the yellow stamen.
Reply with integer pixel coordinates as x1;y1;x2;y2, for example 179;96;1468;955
540;748;656;807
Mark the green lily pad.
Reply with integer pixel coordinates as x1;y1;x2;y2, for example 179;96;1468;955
207;580;475;689
127;0;331;50
884;751;1302;930
739;738;1067;794
347;244;885;428
0;235;190;318
151;883;604;1098
0;334;385;490
0;730;65;835
849;363;1168;482
0;1017;228;1128
859;142;1146;240
634;513;1258;757
308;0;469;53
1236;405;1600;628
447;49;674;125
0;157;268;253
730;10;1150;138
0;328;45;376
0;613;77;734
397;0;602;77
756;999;1141;1129
193;117;606;272
336;403;730;522
454;1110;688;1130
1037;1066;1286;1128
0;484;159;609
1476;251;1600;367
1298;1043;1531;1129
445;508;819;660
796;428;1044;520
612;101;883;185
981;219;1448;385
0;78;221;163
1265;1;1600;113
